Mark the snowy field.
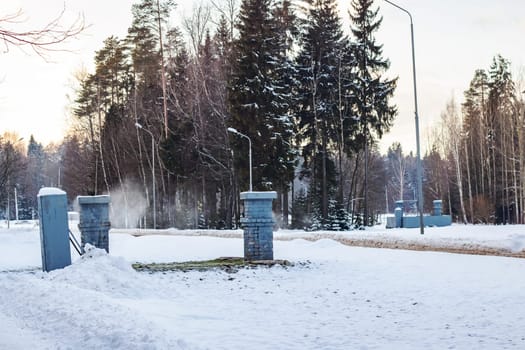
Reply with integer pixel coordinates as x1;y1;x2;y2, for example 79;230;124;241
1;222;525;349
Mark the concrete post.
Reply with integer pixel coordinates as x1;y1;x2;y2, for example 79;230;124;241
433;200;442;216
394;200;405;228
240;191;277;261
78;195;111;252
38;188;71;272
394;207;403;228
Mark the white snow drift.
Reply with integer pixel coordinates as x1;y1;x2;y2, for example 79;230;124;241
1;223;524;349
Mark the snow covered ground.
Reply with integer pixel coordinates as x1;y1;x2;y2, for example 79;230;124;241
1;222;525;349
113;223;525;257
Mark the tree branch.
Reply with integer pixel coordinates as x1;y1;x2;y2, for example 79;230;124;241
0;6;86;58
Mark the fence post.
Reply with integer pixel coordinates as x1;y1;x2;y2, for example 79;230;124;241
240;191;277;261
38;188;71;272
78;195;111;252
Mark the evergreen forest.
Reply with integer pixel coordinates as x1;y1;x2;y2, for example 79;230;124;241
1;0;524;229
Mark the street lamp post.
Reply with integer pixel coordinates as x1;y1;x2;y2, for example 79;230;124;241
14;186;19;222
6;180;9;229
135;123;157;229
5;137;24;229
227;127;252;192
383;0;424;234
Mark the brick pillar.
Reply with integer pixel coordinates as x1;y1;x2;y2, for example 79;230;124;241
240;191;277;261
394;207;403;228
433;200;442;216
78;195;111;252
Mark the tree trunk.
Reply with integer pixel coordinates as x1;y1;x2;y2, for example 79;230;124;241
322;128;328;224
156;0;169;139
464;139;474;223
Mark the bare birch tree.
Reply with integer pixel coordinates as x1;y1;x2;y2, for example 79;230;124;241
441;98;468;223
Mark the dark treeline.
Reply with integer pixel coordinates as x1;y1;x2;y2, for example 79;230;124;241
2;0;522;228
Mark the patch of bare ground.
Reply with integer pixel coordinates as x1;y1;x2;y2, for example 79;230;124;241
132;257;293;273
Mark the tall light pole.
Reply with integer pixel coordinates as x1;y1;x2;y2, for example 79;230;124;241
383;0;424;234
6;137;24;229
14;186;19;222
227;127;253;192
135;123;157;229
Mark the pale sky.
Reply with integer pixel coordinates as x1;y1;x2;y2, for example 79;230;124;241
0;0;524;154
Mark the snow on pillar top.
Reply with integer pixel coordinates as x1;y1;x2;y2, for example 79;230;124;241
37;187;66;197
240;191;277;200
77;195;110;205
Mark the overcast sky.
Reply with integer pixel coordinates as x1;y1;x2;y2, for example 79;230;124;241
0;0;524;153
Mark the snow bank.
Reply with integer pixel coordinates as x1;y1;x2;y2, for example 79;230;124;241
2;225;525;349
0;243;192;349
47;244;153;298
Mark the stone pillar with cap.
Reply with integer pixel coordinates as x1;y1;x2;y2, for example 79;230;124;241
433;200;443;216
240;191;277;261
77;195;111;252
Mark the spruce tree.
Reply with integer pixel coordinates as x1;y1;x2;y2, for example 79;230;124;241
215;15;233;70
228;0;273;192
228;0;296;201
23;136;45;215
291;187;310;229
349;0;397;225
295;0;350;227
266;0;299;226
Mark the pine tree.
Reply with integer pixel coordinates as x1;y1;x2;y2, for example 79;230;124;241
127;0;176;143
127;0;175;137
349;0;397;225
94;36;133;109
127;0;165;87
94;37;134;197
462;69;490;223
487;55;516;223
462;69;489;201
